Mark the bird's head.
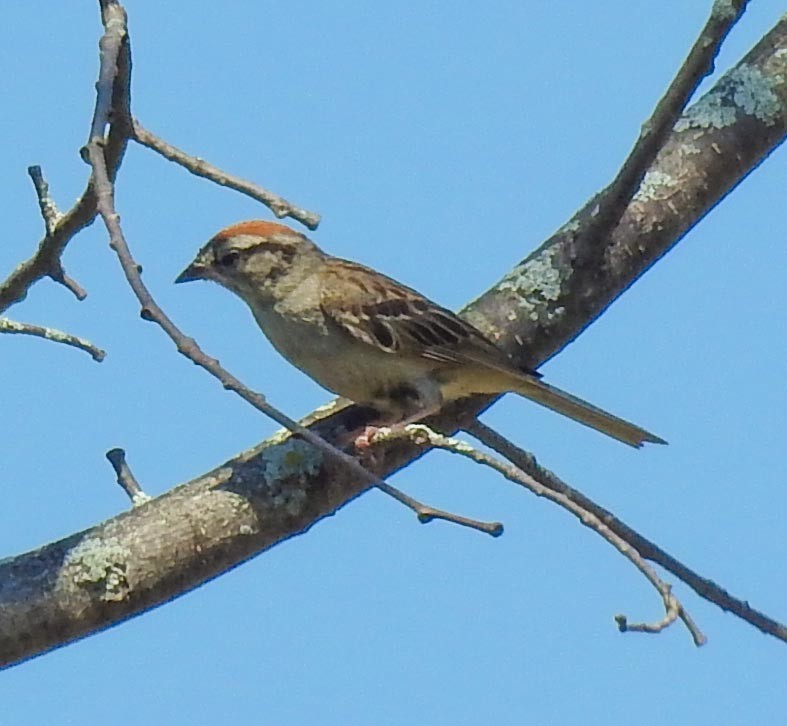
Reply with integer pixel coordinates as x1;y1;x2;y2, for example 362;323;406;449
176;220;323;302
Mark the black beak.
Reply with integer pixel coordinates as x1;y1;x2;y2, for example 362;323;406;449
174;261;207;284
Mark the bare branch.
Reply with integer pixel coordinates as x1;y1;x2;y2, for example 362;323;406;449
131;120;321;230
27;165;61;237
572;0;751;273
0;318;105;362
373;424;706;646
0;5;131;314
105;449;151;506
49;266;88;301
466;419;785;644
615;609;679;637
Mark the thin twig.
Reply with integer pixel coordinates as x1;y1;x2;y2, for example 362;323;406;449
49;266;88;301
466;419;787;644
0;317;105;361
27;166;61;237
106;448;151;505
573;0;749;269
131;120;321;230
374;424;704;645
615;608;678;636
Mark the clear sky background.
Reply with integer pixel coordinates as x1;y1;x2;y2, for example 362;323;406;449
2;2;786;724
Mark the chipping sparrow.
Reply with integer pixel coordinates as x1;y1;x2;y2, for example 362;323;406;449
176;221;664;448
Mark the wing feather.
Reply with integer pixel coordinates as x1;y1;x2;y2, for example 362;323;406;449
319;257;538;379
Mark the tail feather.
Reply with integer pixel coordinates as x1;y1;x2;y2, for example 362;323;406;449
513;377;666;448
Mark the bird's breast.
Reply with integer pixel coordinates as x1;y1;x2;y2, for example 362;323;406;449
247;302;436;408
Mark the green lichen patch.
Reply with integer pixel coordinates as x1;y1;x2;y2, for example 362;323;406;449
63;536;131;602
258;438;323;515
494;246;568;324
633;170;677;203
676;63;782;131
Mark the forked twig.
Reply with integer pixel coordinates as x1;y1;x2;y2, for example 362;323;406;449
27;166;88;301
0;12;131;314
467;419;787;644
374;424;706;645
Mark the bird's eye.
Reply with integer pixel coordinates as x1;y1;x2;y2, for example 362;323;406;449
217;250;240;268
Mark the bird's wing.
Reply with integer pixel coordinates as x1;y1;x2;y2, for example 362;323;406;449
319;257;537;378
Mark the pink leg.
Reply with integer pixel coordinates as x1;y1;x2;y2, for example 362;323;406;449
353;399;444;450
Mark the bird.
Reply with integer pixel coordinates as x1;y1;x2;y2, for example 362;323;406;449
175;220;665;448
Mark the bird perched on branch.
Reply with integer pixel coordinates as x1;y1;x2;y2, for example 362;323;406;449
176;220;664;448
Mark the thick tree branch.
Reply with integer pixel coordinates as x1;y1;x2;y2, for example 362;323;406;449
466;15;787;366
1;8;786;668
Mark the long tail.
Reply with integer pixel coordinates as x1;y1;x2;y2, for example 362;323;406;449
512;377;666;448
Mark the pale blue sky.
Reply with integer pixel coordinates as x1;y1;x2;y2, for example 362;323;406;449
2;2;786;724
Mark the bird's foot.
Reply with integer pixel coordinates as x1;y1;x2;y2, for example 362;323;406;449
353;425;388;450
